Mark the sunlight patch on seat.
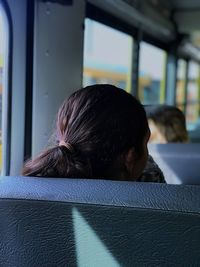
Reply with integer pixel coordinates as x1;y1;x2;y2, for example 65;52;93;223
72;207;121;267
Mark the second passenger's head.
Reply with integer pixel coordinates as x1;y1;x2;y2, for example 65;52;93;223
23;84;150;180
146;105;189;143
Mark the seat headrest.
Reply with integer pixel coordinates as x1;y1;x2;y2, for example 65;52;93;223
1;176;200;266
1;176;200;212
148;143;200;184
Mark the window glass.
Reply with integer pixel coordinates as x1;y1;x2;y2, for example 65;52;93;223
176;59;186;112
186;61;200;124
139;42;166;105
83;19;133;92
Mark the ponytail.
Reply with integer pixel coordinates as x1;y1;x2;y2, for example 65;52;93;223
22;146;92;178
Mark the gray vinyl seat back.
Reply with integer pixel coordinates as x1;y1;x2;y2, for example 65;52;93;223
148;143;200;184
1;176;200;267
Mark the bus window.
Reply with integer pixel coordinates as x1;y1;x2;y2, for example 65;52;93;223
186;61;200;124
176;59;186;112
139;42;166;105
0;6;8;174
83;19;133;92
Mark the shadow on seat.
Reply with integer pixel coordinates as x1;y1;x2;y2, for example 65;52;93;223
0;176;200;266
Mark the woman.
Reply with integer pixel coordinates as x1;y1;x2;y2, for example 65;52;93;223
23;84;163;182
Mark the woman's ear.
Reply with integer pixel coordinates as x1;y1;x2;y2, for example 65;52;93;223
124;147;136;176
124;146;148;180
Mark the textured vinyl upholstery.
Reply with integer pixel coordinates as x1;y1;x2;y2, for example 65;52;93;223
0;176;200;266
149;143;200;184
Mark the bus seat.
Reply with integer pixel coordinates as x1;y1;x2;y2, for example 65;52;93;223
0;176;200;266
148;143;200;184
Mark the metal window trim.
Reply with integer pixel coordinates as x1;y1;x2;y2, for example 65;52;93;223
24;0;35;161
0;0;13;175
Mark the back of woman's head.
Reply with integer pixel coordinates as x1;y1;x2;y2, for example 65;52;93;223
146;105;188;143
23;84;148;180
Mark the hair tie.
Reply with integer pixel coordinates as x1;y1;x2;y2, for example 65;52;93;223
59;141;74;153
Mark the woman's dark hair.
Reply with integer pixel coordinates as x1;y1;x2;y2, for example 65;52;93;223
146;105;189;143
23;84;148;179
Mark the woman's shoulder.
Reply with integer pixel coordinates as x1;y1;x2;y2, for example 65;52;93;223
138;155;165;183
